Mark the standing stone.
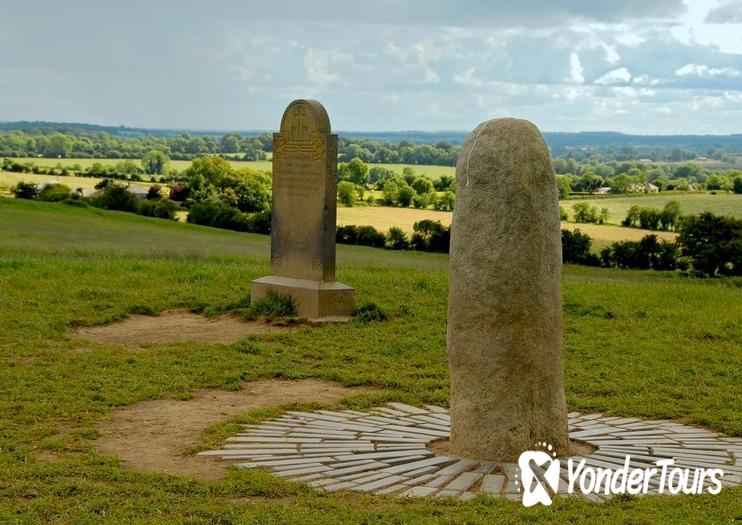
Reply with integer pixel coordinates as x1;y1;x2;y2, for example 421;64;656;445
446;118;569;461
251;100;354;320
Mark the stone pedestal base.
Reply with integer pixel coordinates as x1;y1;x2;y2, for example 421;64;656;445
251;276;354;321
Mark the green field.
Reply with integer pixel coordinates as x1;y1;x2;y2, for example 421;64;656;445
0;197;739;523
4;157;455;178
0;171;157;194
567;193;742;223
372;163;455;178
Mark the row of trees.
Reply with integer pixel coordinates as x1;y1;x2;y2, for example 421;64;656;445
3;153;171;179
338;137;458;165
3;125;742;171
558;144;737;163
338;212;741;277
555;160;742;194
622;202;683;231
561;213;741;276
0;130;270;161
566;202;610;224
0;129;462;166
336;159;456;211
600;236;680;271
564;200;684;231
336;220;451;253
12;180;180;219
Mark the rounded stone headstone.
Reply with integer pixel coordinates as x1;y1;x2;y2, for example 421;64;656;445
250;99;354;320
447;118;570;461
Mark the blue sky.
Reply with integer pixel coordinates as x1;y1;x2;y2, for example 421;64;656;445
1;0;741;133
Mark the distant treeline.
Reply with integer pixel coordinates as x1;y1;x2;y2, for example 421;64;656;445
0;127;458;165
0;130;271;161
1;122;741;164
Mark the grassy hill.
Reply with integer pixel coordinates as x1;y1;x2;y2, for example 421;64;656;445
0;198;740;523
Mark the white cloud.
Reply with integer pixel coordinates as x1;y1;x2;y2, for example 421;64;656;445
632;74;663;86
0;0;741;132
675;63;742;77
595;67;632;84
303;49;353;87
423;68;441;84
603;44;621;64
569;52;585;83
453;67;483;86
615;33;646;46
564;87;580;101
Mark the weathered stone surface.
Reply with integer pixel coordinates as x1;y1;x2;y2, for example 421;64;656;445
250;99;353;320
270;99;335;282
446;118;570;461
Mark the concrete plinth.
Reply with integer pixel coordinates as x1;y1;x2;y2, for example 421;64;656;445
251;275;354;321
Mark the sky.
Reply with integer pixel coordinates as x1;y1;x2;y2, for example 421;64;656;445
1;0;742;134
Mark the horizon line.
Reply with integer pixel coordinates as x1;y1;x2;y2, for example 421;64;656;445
1;120;742;138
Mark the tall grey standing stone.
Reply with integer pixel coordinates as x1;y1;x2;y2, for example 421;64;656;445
446;118;570;461
251;100;354;320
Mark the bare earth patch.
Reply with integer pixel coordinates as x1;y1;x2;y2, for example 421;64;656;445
95;379;368;480
70;309;296;347
34;450;62;462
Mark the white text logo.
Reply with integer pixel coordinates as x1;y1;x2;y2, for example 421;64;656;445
517;444;724;507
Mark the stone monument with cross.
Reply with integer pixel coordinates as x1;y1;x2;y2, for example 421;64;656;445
251;99;354;320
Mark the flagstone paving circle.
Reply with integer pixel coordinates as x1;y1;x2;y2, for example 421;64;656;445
200;403;742;501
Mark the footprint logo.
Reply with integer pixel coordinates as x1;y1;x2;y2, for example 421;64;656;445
518;442;560;507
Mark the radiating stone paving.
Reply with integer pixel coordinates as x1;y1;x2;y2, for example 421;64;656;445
200;403;741;501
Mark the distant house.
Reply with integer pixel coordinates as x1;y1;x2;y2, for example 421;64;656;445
638;158;653;163
629;182;659;193
594;187;612;195
127;184;150;200
694;156;708;161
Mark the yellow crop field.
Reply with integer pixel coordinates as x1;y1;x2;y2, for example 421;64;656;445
337;205;675;251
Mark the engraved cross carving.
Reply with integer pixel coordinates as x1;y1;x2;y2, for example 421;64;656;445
290;105;309;141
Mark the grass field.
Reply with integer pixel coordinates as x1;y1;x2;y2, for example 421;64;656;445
567;193;742;223
372;163;454;178
338;205;676;251
0;170;157;194
0;197;739;523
